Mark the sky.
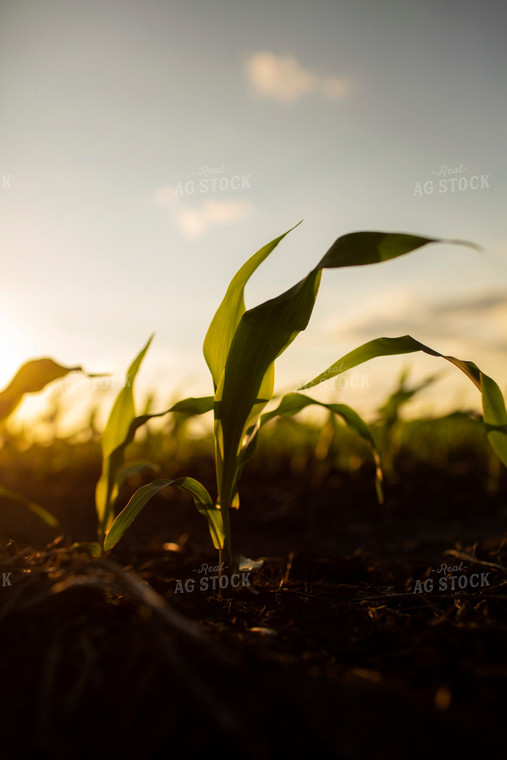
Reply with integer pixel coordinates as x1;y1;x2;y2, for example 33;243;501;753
0;0;506;432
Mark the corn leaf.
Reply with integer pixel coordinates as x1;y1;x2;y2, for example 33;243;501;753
299;335;507;467
101;335;153;459
170;396;215;415
95;335;153;536
0;358;82;422
259;392;383;502
94;386;214;547
101;395;214;513
104;477;223;552
316;231;480;270
109;396;213;464
0;484;58;527
215;270;323;510
203;222;302;390
378;368;442;429
481;374;507;466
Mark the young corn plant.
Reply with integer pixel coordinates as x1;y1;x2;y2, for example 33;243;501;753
94;335;154;551
375;365;442;478
0;358;83;525
104;225;507;570
95;335;215;555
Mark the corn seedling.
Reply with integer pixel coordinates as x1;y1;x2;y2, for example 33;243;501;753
104;225;507;571
375;365;442;478
95;335;214;554
0;358;83;525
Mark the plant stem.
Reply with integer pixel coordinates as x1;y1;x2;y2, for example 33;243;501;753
221;504;232;572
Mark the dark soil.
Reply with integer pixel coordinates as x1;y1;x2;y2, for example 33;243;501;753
0;454;506;759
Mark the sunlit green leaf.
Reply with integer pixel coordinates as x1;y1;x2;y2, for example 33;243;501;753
100;395;214;526
215;269;322;511
104;477;223;552
481;374;507;467
299;334;507;467
260;392;383;502
0;358;81;422
101;335;154;459
170;396;214;415
203;222;302;390
316;231;479;270
95;335;153;539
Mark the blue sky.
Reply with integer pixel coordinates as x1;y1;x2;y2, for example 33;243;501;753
1;0;506;429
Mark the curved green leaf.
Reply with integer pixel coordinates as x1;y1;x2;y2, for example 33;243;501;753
203;222;302;390
95;335;153;538
170;396;215;415
299;335;507;467
215;269;322;511
104;477;223;552
0;358;82;422
481;374;507;466
99;394;214;530
260;392;383;502
316;231;480;270
101;335;154;459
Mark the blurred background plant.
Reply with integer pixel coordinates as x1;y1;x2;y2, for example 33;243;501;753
0;358;84;527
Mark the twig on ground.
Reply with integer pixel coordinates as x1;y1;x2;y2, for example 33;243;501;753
443;549;506;573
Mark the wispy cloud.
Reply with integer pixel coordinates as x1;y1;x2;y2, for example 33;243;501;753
155;186;254;239
435;293;507;318
245;51;350;104
322;291;507;352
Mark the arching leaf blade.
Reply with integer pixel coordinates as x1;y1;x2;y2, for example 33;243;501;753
299;334;506;467
100;335;154;459
104;477;223;552
96;335;154;533
215;269;322;510
260;392;383;502
0;358;82;422
481;374;507;467
203;222;302;389
170;396;215;415
317;231;479;270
